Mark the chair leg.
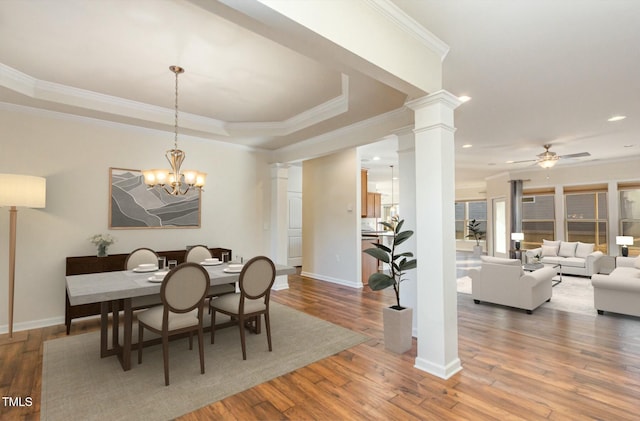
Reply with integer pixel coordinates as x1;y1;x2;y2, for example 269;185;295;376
162;334;170;386
238;314;247;360
198;326;205;374
138;324;144;364
210;310;216;344
264;312;272;352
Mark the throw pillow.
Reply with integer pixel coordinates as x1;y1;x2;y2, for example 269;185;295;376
575;242;595;258
542;239;560;253
559;241;578;257
541;245;558;257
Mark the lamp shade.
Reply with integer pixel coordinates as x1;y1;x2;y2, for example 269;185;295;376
511;232;524;241
616;236;634;246
0;174;46;208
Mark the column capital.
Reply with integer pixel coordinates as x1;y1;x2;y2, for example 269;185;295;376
405;90;462;111
270;163;289;179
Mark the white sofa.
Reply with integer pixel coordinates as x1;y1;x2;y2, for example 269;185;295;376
591;256;640;317
469;256;557;314
525;239;603;277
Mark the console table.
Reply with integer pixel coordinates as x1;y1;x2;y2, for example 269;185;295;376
65;247;232;334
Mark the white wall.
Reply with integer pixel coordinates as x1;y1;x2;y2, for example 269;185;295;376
301;148;361;287
0;106;273;332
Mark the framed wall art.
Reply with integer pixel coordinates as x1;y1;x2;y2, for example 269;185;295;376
109;168;201;229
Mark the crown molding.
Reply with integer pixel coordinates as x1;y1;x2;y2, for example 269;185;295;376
363;0;449;60
1;63;349;139
226;73;349;136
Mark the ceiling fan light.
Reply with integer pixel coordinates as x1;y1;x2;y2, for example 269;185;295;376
538;158;558;169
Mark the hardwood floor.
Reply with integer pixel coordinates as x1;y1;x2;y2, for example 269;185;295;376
2;273;640;420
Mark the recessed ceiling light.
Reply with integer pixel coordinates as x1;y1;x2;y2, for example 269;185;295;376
372;156;381;161
505;160;514;164
608;115;626;122
624;144;635;148
458;95;472;103
462;144;473;148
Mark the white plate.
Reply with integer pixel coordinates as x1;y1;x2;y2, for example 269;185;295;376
228;264;244;269
223;268;242;273
147;276;164;283
133;266;158;273
201;261;222;266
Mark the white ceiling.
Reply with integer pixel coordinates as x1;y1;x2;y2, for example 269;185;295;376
2;0;640;197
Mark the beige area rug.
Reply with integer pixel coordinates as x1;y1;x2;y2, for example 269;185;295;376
457;275;597;316
41;302;368;421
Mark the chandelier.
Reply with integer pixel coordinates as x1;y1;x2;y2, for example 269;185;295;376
142;66;206;195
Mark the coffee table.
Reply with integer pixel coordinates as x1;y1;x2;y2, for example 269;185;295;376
523;262;562;287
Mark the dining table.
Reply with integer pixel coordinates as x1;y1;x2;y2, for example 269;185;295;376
65;261;296;371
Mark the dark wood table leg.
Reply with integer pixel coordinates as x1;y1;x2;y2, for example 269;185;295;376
121;298;133;371
111;300;120;351
100;301;109;358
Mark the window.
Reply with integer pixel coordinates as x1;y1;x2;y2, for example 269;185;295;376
522;194;555;249
455;200;487;241
565;191;608;253
619;187;640;255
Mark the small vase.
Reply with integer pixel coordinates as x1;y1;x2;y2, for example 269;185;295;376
97;244;108;257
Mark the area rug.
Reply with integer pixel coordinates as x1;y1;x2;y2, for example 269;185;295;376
456;275;596;316
41;302;368;421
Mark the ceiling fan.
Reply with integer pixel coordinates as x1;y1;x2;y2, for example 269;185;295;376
511;144;591;169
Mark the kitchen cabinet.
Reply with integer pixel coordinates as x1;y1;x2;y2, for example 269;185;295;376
361;169;368;217
366;192;381;218
362;237;379;284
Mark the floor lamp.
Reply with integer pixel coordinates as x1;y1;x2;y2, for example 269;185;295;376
0;174;46;341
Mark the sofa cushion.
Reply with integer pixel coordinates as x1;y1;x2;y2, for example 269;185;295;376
610;266;640;278
543;239;560;253
575;242;595;258
559;257;587;268
559;241;578;257
481;256;521;266
540;256;563;265
542;245;558;257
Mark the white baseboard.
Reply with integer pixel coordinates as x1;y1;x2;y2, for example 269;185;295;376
0;316;65;334
272;274;290;291
414;356;463;379
300;271;363;289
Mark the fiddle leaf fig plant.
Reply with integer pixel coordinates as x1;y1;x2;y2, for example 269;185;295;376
465;218;485;246
363;216;417;309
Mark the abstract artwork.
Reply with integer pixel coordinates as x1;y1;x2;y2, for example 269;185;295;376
109;168;201;229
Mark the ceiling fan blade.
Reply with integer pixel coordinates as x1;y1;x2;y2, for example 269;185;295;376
559;152;590;159
509;159;537;164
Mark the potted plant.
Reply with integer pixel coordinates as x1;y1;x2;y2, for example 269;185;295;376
363;216;417;353
466;219;485;257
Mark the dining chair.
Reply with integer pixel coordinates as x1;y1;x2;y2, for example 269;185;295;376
209;256;276;360
124;247;159;270
137;262;209;386
186;245;235;300
185;245;213;263
125;248;164;310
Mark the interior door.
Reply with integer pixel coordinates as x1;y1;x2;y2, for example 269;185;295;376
287;191;302;266
493;197;507;257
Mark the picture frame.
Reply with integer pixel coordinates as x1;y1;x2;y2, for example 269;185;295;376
109;167;201;229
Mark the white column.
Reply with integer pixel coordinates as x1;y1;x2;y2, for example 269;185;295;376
406;91;462;379
396;126;417;336
271;163;289;290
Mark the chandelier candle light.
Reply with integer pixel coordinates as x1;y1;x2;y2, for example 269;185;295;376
143;66;206;195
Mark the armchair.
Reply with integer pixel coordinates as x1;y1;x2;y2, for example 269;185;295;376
469;256;556;314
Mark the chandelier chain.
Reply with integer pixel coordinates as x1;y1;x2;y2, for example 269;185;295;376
174;68;179;150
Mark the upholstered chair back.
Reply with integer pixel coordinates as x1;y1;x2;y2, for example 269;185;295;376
185;245;212;263
125;248;159;270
